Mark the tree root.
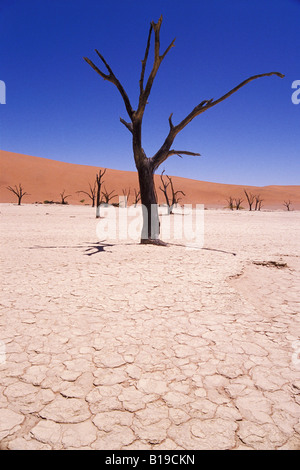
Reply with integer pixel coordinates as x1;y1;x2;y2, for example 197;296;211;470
140;238;169;246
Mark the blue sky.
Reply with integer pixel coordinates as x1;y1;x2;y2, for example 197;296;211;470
0;0;299;185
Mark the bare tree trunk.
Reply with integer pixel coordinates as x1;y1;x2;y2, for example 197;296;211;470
95;169;106;218
244;190;255;211
137;160;160;242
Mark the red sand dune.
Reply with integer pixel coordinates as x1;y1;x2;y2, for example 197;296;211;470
1;150;299;209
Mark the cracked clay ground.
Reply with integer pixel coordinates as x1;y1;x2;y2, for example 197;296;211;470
0;204;299;450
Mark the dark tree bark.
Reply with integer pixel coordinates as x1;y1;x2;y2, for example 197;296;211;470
244;190;255;211
137;158;161;241
254;194;263;211
283;200;292;211
84;16;284;243
95;168;106;218
7;183;29;205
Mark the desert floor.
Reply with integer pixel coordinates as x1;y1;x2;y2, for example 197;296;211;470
0;203;299;450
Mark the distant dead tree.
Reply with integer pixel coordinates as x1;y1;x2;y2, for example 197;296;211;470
234;197;243;210
7;183;29;205
283;200;292;211
226;196;243;210
84;15;284;244
122;187;131;207
166;174;185;213
101;186;117;204
59;190;71;205
254;195;263;211
159;170;185;214
76;182;96;207
95;168;106;218
244;190;256;211
226;196;234;210
159;170;171;213
133;188;141;206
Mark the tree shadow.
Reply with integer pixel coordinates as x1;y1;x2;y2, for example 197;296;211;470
28;242;114;256
166;242;236;256
84;242;114;256
202;247;236;256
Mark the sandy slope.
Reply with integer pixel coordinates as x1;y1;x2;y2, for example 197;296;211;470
1;150;299;209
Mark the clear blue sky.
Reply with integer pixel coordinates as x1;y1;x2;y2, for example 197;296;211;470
0;0;299;185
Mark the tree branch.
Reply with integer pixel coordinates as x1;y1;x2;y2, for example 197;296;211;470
120;117;133;133
151;71;284;171
136;16;175;120
167;150;201;158
7;185;19;197
139;24;153;96
168;113;174;130
174;72;284;134
84;51;134;120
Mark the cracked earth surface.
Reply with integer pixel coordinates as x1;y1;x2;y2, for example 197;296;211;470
0;204;299;450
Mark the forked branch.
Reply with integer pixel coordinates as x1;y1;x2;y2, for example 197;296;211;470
84;51;134;120
151;71;284;171
175;72;284;134
7;183;29;205
137;15;175;119
139;24;153;96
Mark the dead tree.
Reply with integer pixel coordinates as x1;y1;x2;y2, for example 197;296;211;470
283;200;292;211
76;182;96;207
254;195;263;211
160;171;185;213
101;186;117;204
59;190;71;205
95;168;106;218
244;190;256;211
133;188;141;206
159;170;171;213
234;197;243;210
226;196;234;210
166;174;185;213
84;15;284;244
7;183;29;205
